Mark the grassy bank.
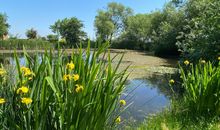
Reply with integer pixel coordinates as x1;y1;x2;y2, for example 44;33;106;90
138;58;220;130
138;104;220;130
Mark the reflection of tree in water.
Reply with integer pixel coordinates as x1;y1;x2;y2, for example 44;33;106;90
143;73;184;98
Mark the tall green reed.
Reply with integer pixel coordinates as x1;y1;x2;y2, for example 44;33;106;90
0;42;128;129
0;39;53;50
180;59;220;116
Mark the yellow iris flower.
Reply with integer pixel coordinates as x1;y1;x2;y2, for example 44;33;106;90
21;98;32;105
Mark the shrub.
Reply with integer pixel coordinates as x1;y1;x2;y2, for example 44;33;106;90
47;34;58;43
111;39;149;51
176;0;220;62
0;42;128;129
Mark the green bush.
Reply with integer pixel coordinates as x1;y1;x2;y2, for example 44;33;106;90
111;39;149;51
177;0;220;62
180;59;220;116
0;42;128;129
0;39;54;50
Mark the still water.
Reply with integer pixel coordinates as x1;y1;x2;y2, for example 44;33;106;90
121;76;170;127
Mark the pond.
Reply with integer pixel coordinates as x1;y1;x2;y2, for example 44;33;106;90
120;74;172;127
0;51;176;128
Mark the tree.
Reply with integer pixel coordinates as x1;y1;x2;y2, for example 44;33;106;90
50;17;86;47
94;11;114;42
0;13;9;40
26;28;37;39
176;0;220;61
149;3;185;56
125;14;153;43
47;34;58;43
114;14;153;50
94;2;133;42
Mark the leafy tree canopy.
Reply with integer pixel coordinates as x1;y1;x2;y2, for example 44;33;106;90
26;28;37;39
50;17;86;47
0;13;9;40
94;2;133;42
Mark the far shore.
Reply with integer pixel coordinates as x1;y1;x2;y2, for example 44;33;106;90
0;49;178;79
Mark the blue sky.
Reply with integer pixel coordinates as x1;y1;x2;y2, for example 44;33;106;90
0;0;168;39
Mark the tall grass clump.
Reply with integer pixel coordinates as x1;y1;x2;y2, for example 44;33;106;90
0;42;128;129
180;59;220;116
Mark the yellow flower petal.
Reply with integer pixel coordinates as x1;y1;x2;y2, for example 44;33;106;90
0;68;6;76
75;84;84;93
21;67;34;77
169;79;175;84
17;86;29;94
119;100;126;106
0;98;6;104
115;116;121;124
73;74;79;81
184;60;189;65
21;98;32;105
63;74;72;81
66;62;75;70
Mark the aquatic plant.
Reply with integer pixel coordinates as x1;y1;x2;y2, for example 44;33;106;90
180;59;220;116
0;42;128;129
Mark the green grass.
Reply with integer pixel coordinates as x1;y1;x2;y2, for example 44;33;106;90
0;42;128;129
138;106;220;130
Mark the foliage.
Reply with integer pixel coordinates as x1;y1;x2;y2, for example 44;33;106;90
26;28;37;39
50;17;86;47
94;2;133;42
111;38;148;50
0;39;53;50
150;3;184;56
180;60;220;116
94;11;114;42
138;103;220;130
0;42;128;129
114;14;153;50
177;0;220;61
138;59;220;129
100;0;219;60
0;13;9;40
125;14;152;44
8;34;20;40
38;36;47;41
47;34;58;43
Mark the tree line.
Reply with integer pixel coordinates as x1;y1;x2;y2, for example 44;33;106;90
95;0;219;61
0;0;219;61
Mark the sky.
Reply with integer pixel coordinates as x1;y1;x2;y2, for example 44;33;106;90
0;0;168;39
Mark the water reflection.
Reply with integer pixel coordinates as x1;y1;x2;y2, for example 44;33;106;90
121;76;171;127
